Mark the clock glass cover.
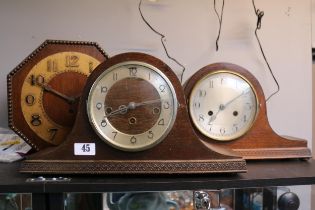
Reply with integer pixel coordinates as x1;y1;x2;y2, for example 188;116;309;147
87;61;178;151
189;71;258;141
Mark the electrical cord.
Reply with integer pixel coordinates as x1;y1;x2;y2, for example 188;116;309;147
213;0;225;51
138;0;186;83
252;0;280;102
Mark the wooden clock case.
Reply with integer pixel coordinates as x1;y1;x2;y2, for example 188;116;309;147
20;53;247;175
7;40;108;151
184;62;311;160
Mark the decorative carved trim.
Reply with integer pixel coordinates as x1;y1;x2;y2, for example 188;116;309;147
20;159;247;174
233;148;311;159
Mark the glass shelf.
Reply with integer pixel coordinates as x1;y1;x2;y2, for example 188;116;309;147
0;159;314;210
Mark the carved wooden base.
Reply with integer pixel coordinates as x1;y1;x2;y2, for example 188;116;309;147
20;159;246;174
233;147;311;160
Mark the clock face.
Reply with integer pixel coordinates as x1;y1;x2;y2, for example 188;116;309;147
189;71;258;141
20;52;101;145
87;61;178;151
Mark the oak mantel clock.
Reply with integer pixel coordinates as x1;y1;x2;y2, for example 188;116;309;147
20;53;247;174
7;40;108;151
184;62;311;159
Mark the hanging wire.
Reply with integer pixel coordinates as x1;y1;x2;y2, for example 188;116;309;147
213;0;225;51
252;0;280;102
138;0;186;83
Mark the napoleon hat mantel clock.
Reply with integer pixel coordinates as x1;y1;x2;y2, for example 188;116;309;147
20;53;247;174
184;62;311;159
7;40;108;151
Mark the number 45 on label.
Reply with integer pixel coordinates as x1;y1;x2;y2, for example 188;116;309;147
74;143;96;156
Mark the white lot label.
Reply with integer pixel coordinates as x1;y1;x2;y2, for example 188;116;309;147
74;143;95;156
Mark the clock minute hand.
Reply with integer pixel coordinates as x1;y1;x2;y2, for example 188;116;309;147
38;83;76;104
131;98;162;109
209;88;250;123
104;99;162;118
223;88;250;108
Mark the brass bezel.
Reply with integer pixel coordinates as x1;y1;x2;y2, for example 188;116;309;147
188;70;260;141
87;61;178;152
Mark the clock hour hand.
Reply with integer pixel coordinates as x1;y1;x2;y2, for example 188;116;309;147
209;104;224;123
37;82;76;104
104;105;129;118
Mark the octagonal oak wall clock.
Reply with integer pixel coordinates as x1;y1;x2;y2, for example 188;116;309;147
20;53;247;174
184;62;311;160
8;40;108;151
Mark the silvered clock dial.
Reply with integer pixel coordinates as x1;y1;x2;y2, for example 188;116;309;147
87;61;178;151
189;71;258;141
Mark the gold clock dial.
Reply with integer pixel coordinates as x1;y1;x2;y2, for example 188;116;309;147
87;61;178;152
21;52;100;145
189;71;258;141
